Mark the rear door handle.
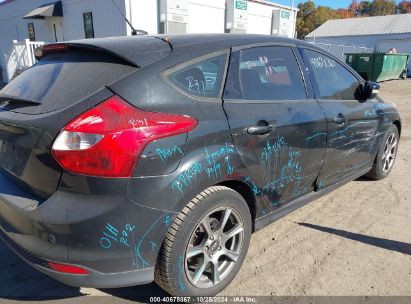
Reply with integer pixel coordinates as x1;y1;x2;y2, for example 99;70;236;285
247;125;275;135
333;114;348;125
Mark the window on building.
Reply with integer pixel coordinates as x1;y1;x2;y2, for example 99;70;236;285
167;54;227;98
301;49;360;100
224;46;307;101
83;12;94;39
28;23;35;41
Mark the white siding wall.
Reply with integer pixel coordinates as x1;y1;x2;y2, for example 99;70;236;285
188;0;225;33
0;0;57;81
127;0;158;35
125;0;295;36
247;1;271;35
62;0;127;40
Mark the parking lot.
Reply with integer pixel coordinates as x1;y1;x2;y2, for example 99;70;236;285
0;79;410;303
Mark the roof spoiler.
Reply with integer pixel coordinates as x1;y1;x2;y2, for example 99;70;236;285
34;36;172;68
34;43;139;67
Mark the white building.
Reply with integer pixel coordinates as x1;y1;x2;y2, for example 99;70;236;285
0;0;298;83
305;14;411;75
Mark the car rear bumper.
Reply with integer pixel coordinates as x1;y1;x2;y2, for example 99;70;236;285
0;171;173;288
0;225;154;288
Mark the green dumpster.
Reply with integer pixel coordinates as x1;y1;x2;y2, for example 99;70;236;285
345;52;409;82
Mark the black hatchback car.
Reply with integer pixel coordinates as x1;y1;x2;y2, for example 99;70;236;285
0;34;401;296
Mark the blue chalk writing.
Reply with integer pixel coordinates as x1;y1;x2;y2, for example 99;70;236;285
164;215;171;226
205;143;236;165
204;143;236;180
100;238;111;249
243;176;261;195
100;223;134;250
126;224;135;232
106;223;118;237
103;231;117;242
331;121;373;137
261;136;287;164
225;157;234;175
120;237;130;248
149;241;157;252
98;216;170;271
306;132;327;142
178;256;186;291
263;148;303;196
156;145;183;162
134;215;165;268
205;161;221;179
172;162;202;194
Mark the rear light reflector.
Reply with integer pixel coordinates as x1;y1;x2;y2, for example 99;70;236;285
52;95;197;177
43;44;67;52
35;44;68;58
48;262;90;275
53;131;103;151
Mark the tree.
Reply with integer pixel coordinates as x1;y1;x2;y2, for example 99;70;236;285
370;0;397;16
308;5;340;29
348;0;358;15
336;8;354;18
397;1;411;13
296;1;316;39
357;1;373;15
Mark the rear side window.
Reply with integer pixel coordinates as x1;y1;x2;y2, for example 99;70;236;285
301;49;360;100
0;51;136;114
224;46;307;101
167;54;227;98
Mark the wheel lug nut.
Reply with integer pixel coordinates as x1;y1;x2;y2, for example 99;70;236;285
218;246;222;251
205;246;209;251
210;236;214;240
210;254;213;258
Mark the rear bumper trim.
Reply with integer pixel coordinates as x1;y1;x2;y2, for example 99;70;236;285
33;264;155;288
0;226;154;288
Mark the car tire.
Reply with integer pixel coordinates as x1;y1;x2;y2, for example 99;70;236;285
155;186;252;296
400;69;407;79
366;124;399;180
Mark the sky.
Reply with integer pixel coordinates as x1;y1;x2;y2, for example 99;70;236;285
273;0;356;9
0;0;354;9
0;0;400;10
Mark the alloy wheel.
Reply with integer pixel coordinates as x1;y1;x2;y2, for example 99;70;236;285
382;133;397;174
184;207;244;289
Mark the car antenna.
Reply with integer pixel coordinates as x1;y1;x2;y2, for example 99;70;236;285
110;0;146;36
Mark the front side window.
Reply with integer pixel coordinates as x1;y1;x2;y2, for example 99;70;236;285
83;12;94;39
224;46;307;101
301;49;360;100
28;23;35;41
167;54;227;98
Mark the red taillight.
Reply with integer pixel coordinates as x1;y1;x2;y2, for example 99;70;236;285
48;262;90;275
43;44;67;52
52;95;197;177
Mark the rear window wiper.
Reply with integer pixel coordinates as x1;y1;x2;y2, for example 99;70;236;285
0;94;41;105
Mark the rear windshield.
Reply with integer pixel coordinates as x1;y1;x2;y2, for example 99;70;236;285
0;51;136;114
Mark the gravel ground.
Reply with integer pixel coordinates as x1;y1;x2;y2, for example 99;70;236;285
0;79;410;303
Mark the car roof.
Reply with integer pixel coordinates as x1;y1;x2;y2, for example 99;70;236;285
56;34;316;67
158;33;299;47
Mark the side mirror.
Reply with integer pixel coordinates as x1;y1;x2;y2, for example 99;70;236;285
357;81;380;101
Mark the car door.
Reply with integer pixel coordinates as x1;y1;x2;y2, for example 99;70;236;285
223;45;327;210
300;48;380;188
